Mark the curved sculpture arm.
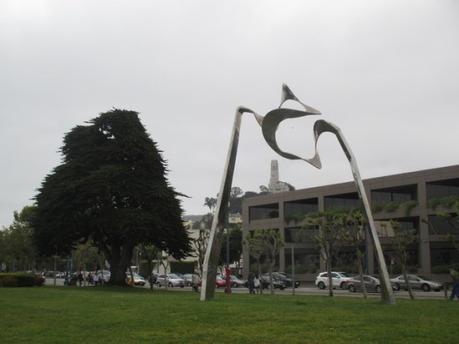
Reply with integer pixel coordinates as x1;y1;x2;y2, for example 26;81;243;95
306;119;395;304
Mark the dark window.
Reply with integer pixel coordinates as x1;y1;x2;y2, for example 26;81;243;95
249;203;279;221
430;242;459;271
324;192;361;211
427;215;459;235
284;198;318;220
284;248;320;274
371;185;417;205
285;226;318;243
427;178;459;200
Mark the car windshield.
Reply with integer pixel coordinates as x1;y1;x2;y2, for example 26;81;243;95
168;274;179;279
338;272;350;277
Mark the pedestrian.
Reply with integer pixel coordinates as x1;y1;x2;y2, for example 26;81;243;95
93;271;99;286
87;272;93;285
449;269;459;300
248;272;255;294
77;271;84;287
254;274;260;294
192;274;199;292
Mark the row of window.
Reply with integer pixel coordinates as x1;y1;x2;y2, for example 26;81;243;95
249;178;459;222
258;243;458;274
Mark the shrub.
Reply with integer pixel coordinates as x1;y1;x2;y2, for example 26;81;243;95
0;273;44;287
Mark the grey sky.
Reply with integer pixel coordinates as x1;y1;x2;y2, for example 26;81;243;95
1;0;458;228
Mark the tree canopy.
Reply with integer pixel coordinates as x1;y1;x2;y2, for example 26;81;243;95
33;109;191;285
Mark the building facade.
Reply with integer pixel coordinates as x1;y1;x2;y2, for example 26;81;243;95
242;165;459;281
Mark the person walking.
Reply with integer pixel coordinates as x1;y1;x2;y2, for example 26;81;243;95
248;272;255;294
192;274;199;293
254;274;260;294
77;271;84;287
449;269;459;300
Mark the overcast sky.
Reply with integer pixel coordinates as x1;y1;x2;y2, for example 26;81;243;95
1;0;458;228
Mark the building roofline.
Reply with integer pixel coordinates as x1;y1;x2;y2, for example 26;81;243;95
243;164;459;205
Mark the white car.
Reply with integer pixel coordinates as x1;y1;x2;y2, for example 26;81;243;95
126;272;146;286
315;272;352;289
156;273;185;288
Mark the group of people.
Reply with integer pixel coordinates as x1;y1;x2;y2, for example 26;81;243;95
74;270;105;287
247;272;261;294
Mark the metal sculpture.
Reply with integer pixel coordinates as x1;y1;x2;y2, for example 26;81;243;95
200;85;395;304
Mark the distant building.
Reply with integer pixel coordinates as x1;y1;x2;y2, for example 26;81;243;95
243;164;459;282
268;160;295;193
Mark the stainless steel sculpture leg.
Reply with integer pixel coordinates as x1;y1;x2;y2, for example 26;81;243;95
310;120;395;304
200;107;260;301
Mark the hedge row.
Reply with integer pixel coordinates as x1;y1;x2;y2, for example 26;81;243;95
0;273;45;287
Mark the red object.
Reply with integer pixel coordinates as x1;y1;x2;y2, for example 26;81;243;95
224;266;232;294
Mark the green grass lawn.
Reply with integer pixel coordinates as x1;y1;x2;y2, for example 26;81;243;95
1;287;458;343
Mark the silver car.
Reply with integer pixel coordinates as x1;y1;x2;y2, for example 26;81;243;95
156;273;185;288
390;274;442;292
345;275;382;293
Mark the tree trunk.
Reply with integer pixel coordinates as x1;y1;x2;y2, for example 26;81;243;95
402;266;415;300
107;245;131;286
327;252;333;297
147;259;153;291
257;261;262;295
269;263;274;295
357;250;367;299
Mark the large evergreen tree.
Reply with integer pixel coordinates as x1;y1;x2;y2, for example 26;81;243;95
33;109;190;285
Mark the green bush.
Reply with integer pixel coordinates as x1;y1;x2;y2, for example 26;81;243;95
0;273;44;287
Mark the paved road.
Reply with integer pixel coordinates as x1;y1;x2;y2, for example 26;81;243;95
45;278;448;300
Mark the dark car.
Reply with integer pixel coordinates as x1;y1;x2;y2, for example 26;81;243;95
260;273;287;290
272;272;301;288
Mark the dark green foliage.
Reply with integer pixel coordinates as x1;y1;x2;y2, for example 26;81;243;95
33;109;191;285
218;226;243;266
0;206;37;272
0;273;44;287
402;200;418;216
170;261;195;274
428;195;459;210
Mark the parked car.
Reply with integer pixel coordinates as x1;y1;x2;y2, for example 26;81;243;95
272;272;301;288
156;273;185;288
216;275;227;288
126;272;146;286
390;274;442;292
315;272;352;289
182;274;198;286
260;273;287;290
230;275;246;288
345;275;383;293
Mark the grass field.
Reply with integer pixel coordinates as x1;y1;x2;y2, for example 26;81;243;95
1;287;458;343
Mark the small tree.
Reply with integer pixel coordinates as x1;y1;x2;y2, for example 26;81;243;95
261;229;284;295
244;229;283;295
141;244;161;290
389;220;417;300
341;210;368;299
191;227;210;278
244;230;266;294
304;211;346;297
203;197;217;213
425;200;459;267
